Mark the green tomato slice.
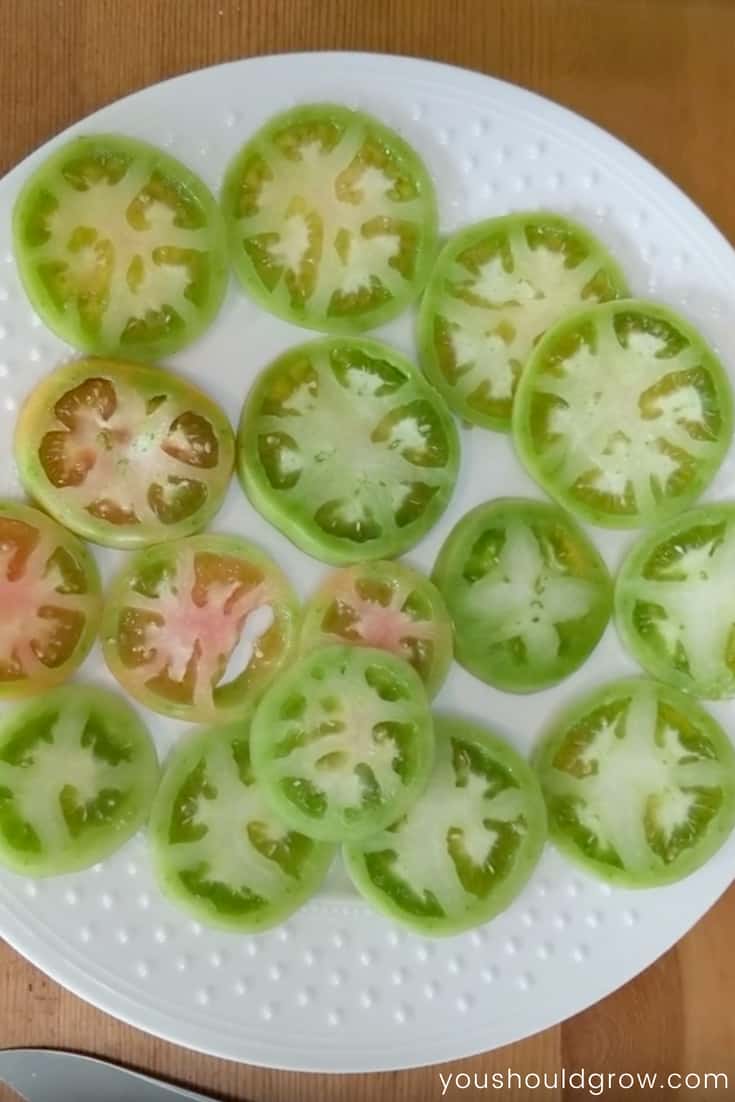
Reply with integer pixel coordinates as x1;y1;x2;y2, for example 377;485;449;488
616;503;735;699
300;559;453;697
344;715;546;936
250;645;434;843
0;684;158;876
513;300;733;528
432;498;612;692
221;103;438;333
102;534;299;723
533;677;735;887
418;212;627;432
13;134;228;359
149;721;333;932
238;337;459;564
15;358;234;549
0;501;101;698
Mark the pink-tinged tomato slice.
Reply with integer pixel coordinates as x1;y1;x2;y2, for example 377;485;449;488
300;559;453;696
102;534;299;722
15;358;234;549
0;501;101;697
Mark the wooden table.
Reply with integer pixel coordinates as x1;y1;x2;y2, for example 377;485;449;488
1;1;734;1098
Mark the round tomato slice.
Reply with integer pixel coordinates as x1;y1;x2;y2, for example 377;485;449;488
221;103;438;333
13;134;228;359
149;721;333;932
15;358;235;549
0;684;158;876
432;498;612;692
513;300;733;528
250;645;434;843
237;337;459;564
300;560;453;697
344;715;546;935
418;212;627;432
616;503;735;699
533;677;735;887
101;534;299;722
0;501;101;698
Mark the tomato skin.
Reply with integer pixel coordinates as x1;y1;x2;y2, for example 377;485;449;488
250;644;435;843
13;134;229;360
0;500;101;699
512;299;733;529
432;497;612;693
418;211;627;433
222;103;439;334
237;337;460;566
344;714;547;936
14;358;235;550
300;559;454;697
533;677;735;888
0;684;158;877
149;721;334;932
101;533;300;723
615;503;735;699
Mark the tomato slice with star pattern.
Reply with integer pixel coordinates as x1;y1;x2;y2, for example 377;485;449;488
221;103;438;332
0;501;101;698
13;134;228;359
15;358;234;549
101;534;299;722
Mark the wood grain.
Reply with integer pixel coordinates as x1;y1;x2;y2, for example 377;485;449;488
1;1;734;1098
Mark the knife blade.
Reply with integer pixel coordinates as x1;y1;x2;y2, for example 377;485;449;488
0;1049;219;1102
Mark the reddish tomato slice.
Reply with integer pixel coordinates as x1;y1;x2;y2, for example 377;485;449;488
0;501;101;696
102;534;299;721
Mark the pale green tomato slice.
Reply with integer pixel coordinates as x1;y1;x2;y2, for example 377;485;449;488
616;503;735;699
513;300;733;528
0;500;101;698
250;645;434;843
533;677;735;887
237;337;460;565
432;498;612;692
149;721;333;932
418;212;627;431
344;715;546;936
13;134;228;359
0;685;158;876
101;534;299;723
300;559;453;696
221;103;438;332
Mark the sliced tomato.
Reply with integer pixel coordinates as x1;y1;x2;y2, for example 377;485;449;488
300;560;453;696
237;337;460;564
0;684;158;876
101;534;299;722
418;212;627;432
0;501;101;698
250;645;434;843
533;677;735;887
221;103;438;333
13;134;228;359
615;503;735;698
513;300;733;528
344;714;547;935
15;358;234;549
432;498;612;692
149;721;333;931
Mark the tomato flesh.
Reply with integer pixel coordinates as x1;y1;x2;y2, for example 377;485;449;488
13;134;228;359
15;358;234;548
222;104;438;333
0;502;100;696
102;534;299;722
533;677;735;886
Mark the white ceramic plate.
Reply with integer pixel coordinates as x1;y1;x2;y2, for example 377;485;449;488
1;52;734;1073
